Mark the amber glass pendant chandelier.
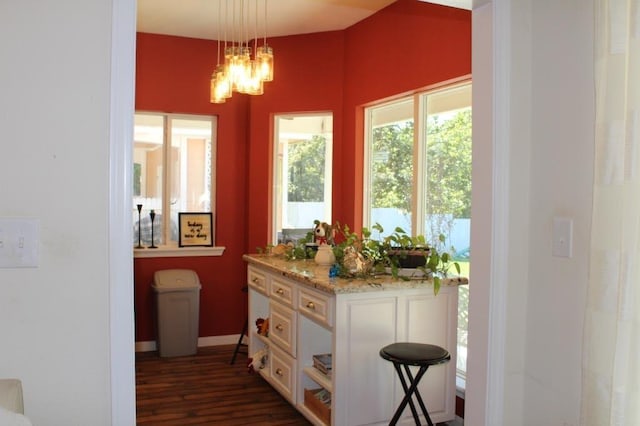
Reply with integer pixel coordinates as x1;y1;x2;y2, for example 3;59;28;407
210;0;274;104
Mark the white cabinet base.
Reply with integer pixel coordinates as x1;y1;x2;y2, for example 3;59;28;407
246;261;459;426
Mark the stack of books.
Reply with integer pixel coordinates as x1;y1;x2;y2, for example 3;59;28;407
312;353;332;376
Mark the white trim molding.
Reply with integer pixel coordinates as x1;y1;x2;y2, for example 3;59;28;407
134;246;226;258
109;0;137;424
135;334;241;353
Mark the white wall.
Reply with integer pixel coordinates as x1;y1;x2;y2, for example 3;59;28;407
522;0;593;424
0;1;135;424
468;1;593;425
0;1;595;425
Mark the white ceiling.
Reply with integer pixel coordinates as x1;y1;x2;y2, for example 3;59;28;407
136;0;471;42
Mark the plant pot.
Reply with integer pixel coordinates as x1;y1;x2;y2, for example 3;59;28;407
388;248;430;269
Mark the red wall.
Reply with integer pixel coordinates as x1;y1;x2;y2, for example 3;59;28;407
246;30;346;253
339;0;472;231
135;33;251;341
134;0;470;343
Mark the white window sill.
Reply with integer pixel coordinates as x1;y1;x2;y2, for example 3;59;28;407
133;245;226;258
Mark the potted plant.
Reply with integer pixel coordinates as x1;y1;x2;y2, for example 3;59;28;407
262;220;460;295
380;225;431;271
332;222;460;295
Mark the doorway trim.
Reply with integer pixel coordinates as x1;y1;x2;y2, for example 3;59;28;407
109;0;136;424
107;1;507;425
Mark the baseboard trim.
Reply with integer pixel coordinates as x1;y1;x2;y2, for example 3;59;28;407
135;334;240;353
135;341;156;352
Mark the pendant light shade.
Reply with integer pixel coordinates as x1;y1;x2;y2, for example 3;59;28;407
256;44;274;82
210;65;232;103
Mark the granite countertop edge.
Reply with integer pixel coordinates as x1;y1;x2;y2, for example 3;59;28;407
243;254;468;295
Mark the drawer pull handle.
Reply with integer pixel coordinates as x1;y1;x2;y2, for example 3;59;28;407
252;277;259;283
306;301;316;310
276;288;284;295
275;324;284;331
275;368;283;376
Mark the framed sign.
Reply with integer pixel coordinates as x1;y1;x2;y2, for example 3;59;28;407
178;212;214;247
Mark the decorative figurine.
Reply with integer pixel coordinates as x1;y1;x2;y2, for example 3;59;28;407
315;244;336;266
136;204;143;248
149;209;157;248
313;222;334;245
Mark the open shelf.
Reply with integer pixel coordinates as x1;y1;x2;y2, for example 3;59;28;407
303;366;332;392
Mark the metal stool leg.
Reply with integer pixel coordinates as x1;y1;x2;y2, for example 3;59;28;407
230;319;248;365
389;364;430;426
403;364;433;426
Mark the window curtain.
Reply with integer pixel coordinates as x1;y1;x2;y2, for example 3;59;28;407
582;0;640;424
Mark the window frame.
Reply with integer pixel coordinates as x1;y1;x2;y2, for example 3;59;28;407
362;81;472;238
271;112;333;245
362;81;472;382
133;111;223;257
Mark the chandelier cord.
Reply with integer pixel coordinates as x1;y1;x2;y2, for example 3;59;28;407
216;0;221;65
263;0;268;46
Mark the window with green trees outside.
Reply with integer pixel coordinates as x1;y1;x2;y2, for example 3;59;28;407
364;83;471;383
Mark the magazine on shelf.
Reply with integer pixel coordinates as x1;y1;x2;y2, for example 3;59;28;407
313;388;332;405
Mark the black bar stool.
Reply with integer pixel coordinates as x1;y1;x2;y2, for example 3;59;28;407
379;342;451;426
230;286;249;365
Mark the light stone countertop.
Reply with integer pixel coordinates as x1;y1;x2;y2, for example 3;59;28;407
243;254;468;295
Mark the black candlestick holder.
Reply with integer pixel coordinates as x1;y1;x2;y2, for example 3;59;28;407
136;204;144;248
149;209;158;248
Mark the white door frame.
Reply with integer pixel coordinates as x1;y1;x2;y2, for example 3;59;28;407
107;1;508;425
108;0;137;424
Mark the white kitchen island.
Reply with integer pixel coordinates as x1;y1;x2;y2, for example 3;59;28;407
243;254;467;426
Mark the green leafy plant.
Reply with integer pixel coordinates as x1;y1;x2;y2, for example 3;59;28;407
420;233;461;295
331;222;385;278
330;222;459;294
261;220;460;295
380;226;431;278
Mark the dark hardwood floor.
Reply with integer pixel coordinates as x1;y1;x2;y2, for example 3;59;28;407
135;344;463;425
136;345;309;425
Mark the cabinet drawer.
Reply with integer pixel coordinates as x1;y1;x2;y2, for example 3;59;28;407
247;266;268;294
270;276;296;307
270;344;296;404
270;301;297;356
298;287;334;328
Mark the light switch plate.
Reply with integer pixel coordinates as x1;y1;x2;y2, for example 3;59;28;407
0;218;39;268
552;217;573;258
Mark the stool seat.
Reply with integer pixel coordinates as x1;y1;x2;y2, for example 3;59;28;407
380;342;451;426
380;342;450;366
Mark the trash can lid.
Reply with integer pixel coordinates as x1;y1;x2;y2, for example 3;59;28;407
153;269;202;291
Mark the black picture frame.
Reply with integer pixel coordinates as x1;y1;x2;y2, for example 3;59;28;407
178;212;214;247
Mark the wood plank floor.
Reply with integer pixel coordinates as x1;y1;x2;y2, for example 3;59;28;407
136;345;310;425
136;344;463;425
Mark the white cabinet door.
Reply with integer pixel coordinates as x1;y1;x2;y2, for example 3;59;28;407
334;294;398;426
399;289;458;422
333;288;457;426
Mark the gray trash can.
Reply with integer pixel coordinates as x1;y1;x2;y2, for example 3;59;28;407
153;269;201;357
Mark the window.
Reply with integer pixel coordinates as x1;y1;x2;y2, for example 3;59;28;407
364;83;471;380
133;113;216;247
272;113;333;245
